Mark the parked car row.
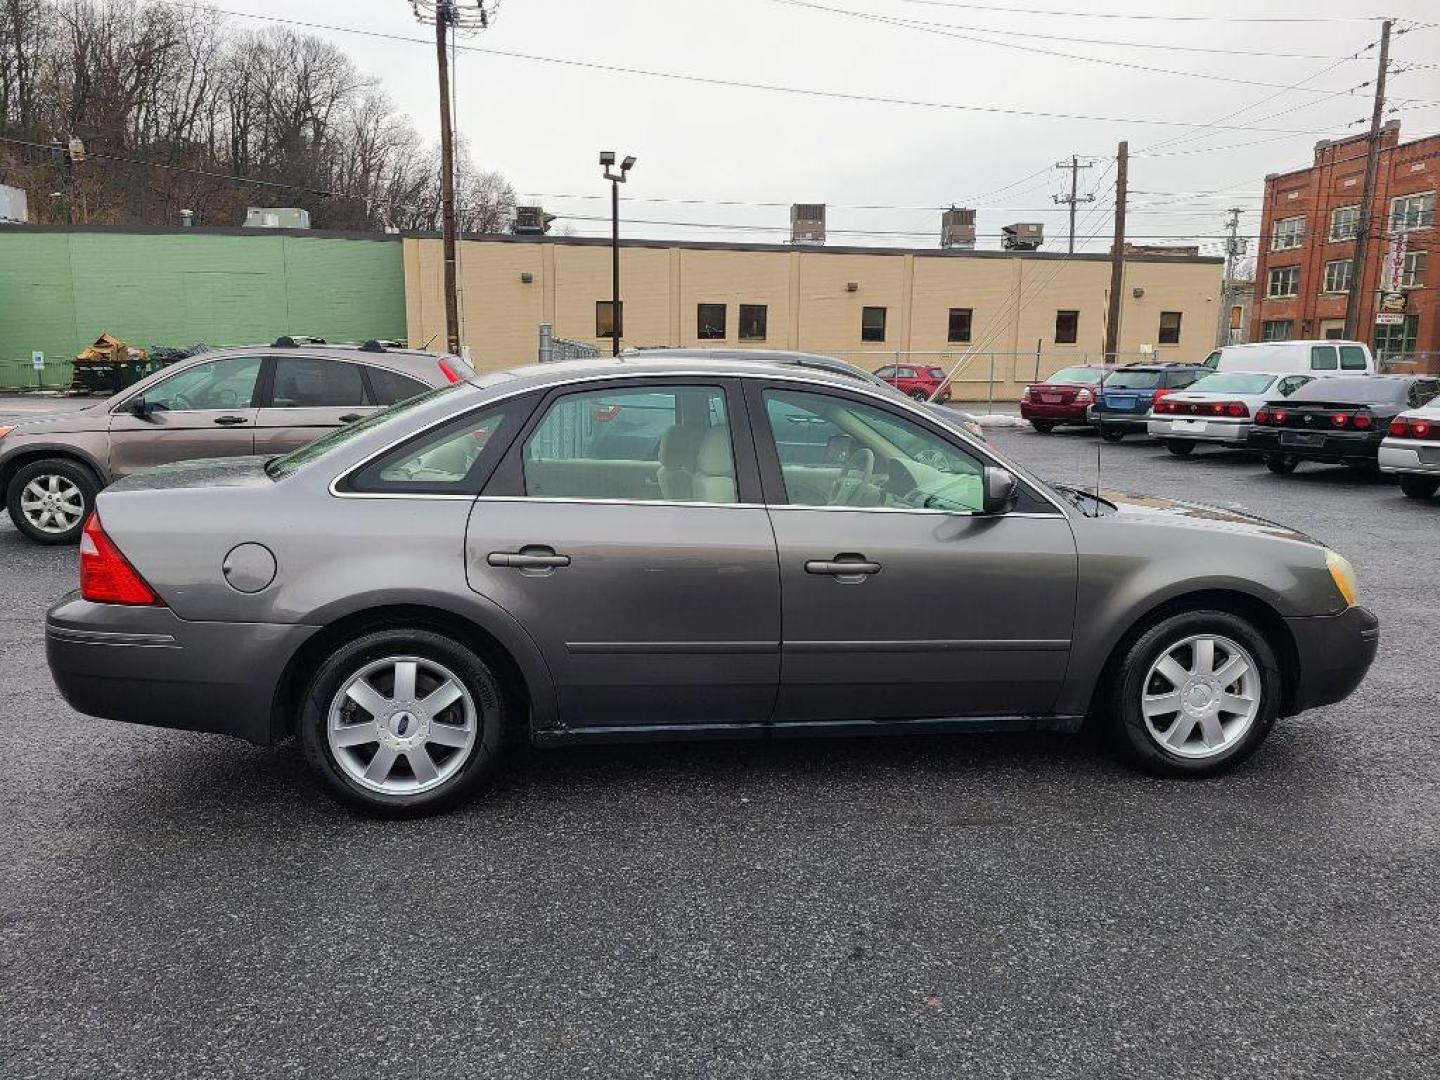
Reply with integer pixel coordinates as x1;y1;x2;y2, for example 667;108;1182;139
1019;339;1440;502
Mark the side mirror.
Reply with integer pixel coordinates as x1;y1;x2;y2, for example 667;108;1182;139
981;466;1019;515
128;398;154;420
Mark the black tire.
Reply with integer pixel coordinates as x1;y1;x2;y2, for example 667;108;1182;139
298;627;510;816
1166;440;1195;457
1400;474;1440;500
5;457;101;545
1265;454;1298;475
910;390;930;402
1030;420;1056;434
1100;426;1125;443
1104;609;1281;779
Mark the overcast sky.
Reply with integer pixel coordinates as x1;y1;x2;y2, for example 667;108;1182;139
200;0;1438;256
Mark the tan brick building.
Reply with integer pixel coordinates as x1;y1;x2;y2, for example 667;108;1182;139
403;235;1223;398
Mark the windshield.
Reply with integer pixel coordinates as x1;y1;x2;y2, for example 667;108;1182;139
264;384;460;479
1185;373;1275;395
1103;370;1161;390
1046;366;1105;385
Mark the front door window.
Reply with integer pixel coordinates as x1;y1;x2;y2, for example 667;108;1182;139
136;356;262;412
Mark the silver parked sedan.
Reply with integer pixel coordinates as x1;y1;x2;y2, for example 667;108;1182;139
1147;371;1314;456
46;356;1378;815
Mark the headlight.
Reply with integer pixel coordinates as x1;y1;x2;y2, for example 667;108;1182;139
1325;549;1358;609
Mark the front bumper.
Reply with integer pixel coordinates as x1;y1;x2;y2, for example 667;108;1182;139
1378;440;1440;476
1147;417;1251;444
1284;605;1379;716
46;594;318;745
1247;428;1382;463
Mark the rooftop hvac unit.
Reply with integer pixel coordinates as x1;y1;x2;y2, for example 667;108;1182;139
244;206;311;229
940;207;976;249
791;203;826;245
513;205;556;235
1002;222;1044;251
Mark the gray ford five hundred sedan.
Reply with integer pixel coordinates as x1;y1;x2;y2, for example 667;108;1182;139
46;355;1379;815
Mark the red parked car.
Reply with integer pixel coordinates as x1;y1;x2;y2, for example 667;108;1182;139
875;363;951;403
1020;365;1111;433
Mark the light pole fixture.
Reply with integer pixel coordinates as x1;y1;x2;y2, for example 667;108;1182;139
601;151;636;357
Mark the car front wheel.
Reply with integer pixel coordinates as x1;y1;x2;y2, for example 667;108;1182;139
1105;610;1280;778
298;627;509;816
1166;440;1195;457
5;457;100;545
1400;474;1440;500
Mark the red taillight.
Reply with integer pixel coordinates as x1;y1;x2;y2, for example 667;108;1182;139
1076;388;1094;403
1255;408;1271;426
1390;418;1408;437
1331;412;1349;428
1153;388;1173;404
1227;401;1248;418
437;359;462;384
79;513;160;606
1406;419;1435;440
1021;386;1033;402
1353;411;1373;430
1274;410;1289;425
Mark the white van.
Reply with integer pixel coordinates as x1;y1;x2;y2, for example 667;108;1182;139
1201;340;1376;377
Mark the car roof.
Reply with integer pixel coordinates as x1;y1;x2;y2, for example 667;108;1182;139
619;348;891;386
1223;340;1367;349
492;353;887;393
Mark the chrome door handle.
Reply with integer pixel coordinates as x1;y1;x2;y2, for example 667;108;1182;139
339;413;363;423
487;547;571;569
213;415;249;426
805;557;881;578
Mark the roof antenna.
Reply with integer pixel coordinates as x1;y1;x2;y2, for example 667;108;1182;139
1094;368;1107;508
421;332;439;350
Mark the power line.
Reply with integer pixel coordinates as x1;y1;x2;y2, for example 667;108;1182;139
888;0;1387;23
151;2;1366;136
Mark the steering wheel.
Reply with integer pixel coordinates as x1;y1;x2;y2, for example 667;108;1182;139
167;393;194;411
829;447;875;506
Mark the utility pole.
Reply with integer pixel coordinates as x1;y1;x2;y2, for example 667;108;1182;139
410;0;496;356
600;152;637;357
1053;155;1095;255
1216;207;1245;346
1344;18;1391;340
1104;140;1128;362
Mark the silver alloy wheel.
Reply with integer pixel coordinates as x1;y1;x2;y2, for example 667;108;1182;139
1140;633;1261;760
327;655;478;795
20;474;85;534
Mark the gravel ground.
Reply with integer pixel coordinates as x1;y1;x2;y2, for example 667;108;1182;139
1;422;1437;1079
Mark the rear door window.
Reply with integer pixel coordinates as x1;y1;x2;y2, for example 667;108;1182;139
1310;346;1338;371
269;357;367;408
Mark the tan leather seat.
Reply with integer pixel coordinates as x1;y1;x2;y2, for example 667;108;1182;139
657;424;706;500
691;427;737;503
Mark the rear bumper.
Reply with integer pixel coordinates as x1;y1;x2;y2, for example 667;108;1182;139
1378;440;1440;476
1020;402;1089;422
1089;407;1153;431
45;593;317;745
1284;605;1379;716
1147;418;1251;444
1247;429;1382;463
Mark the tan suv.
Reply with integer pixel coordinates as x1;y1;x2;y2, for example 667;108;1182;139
0;339;471;544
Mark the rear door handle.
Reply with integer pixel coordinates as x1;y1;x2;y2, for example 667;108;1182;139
339;413;363;423
805;556;881;579
213;415;249;426
487;546;571;570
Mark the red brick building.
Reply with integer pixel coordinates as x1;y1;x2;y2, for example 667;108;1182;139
1251;121;1436;364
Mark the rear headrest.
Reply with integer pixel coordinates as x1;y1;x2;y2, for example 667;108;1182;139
697;426;733;475
658;424;706;468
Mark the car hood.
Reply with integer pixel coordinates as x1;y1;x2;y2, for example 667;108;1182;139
1099;489;1321;546
107;455;275;493
3;401;110;435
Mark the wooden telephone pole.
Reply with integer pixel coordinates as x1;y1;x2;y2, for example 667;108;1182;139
1104;141;1128;361
1343;18;1392;341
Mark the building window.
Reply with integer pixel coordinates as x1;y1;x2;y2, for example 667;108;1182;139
947;307;973;343
1054;310;1079;345
1157;311;1182;346
595;300;622;339
738;304;768;341
1267;266;1299;298
1322;260;1352;294
1374;314;1419;360
1329;205;1360;241
1390;191;1435;232
861;306;887;343
1402;250;1428;289
697;303;727;340
1261;319;1294;342
1271;215;1305;251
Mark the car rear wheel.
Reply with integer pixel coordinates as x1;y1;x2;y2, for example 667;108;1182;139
1265;454;1299;475
1030;420;1056;434
298;627;509;816
1100;427;1125;443
1166;440;1195;457
5;457;100;545
910;389;930;402
1105;610;1280;778
1400;474;1440;499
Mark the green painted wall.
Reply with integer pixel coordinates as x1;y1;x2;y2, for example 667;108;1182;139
0;230;405;388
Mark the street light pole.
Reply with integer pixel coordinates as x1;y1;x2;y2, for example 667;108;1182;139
601;151;636;358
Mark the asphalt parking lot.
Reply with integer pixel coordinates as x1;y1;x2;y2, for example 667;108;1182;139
2;412;1438;1079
